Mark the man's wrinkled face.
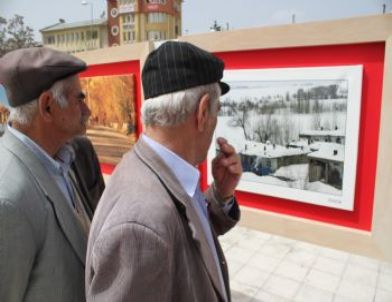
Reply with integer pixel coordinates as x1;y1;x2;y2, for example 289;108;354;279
53;76;91;139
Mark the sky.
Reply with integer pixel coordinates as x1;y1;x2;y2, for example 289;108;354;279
1;0;391;41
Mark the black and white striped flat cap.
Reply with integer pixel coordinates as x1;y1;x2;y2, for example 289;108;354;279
142;41;230;99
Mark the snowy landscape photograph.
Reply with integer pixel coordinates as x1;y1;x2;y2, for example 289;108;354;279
207;66;363;210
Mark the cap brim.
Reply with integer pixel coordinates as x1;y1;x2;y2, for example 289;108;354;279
219;81;230;96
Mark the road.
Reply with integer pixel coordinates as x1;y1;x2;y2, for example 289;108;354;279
87;125;135;165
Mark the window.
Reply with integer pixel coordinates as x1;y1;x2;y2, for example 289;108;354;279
81;32;85;41
146;0;166;4
123;31;135;43
46;35;55;44
111;25;119;36
119;0;135;4
148;12;167;23
122;14;134;24
123;24;135;30
92;31;98;39
110;7;119;18
173;0;180;12
147;31;166;41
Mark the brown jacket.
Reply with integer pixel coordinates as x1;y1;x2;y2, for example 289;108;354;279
85;137;240;302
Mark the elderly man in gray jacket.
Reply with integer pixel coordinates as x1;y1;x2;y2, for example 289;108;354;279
0;47;94;302
86;41;243;302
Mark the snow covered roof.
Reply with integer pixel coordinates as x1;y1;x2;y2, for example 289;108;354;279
239;141;309;159
40;19;107;32
299;130;345;137
288;141;309;148
308;142;345;162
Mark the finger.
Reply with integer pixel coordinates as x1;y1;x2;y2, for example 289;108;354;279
218;153;241;166
212;151;225;165
218;142;236;157
228;161;243;175
216;137;228;146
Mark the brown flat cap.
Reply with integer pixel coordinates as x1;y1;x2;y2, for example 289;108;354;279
0;47;87;107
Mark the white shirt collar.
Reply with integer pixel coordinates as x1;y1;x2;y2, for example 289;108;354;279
142;134;199;198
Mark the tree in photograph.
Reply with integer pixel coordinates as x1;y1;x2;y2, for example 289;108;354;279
236;99;253;140
0;15;38;56
0;17;6;48
112;76;135;134
311;99;322;129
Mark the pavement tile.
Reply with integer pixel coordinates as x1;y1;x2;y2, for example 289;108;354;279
233;266;270;288
336;279;376;302
274;260;309;282
304;268;340;292
342;264;378;288
374;288;392;302
262;274;301;299
313;255;346;276
377;271;392;292
293;284;334;302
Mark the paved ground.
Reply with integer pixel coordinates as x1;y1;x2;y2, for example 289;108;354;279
220;226;392;302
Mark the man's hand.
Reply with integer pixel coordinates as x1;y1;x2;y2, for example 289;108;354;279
211;137;242;202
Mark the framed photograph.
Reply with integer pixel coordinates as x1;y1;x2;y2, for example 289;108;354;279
81;74;137;164
207;66;363;210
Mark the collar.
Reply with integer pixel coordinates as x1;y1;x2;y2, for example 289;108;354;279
7;124;75;175
142;134;199;198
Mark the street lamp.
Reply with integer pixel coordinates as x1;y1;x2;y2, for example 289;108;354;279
81;0;94;50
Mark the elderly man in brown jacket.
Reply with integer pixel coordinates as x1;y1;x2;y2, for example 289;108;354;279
85;41;243;301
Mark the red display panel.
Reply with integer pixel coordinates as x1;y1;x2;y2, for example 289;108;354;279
201;43;385;231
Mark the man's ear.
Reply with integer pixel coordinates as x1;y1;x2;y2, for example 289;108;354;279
38;91;55;122
196;93;210;132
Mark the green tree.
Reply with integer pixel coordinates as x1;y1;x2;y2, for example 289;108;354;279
0;15;38;56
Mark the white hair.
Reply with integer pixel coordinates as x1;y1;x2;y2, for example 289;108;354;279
142;83;221;127
8;75;76;125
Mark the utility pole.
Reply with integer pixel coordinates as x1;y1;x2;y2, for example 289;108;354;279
82;1;94;50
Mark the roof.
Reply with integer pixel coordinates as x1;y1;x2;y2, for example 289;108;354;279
240;141;309;159
308;142;345;162
40;19;107;32
299;129;345;137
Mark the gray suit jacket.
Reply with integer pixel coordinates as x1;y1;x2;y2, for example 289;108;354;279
86;137;240;302
0;130;89;302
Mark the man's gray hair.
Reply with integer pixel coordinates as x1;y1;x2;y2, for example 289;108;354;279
8;75;76;125
142;83;220;127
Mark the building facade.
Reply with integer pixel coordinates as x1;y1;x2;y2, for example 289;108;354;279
41;0;182;53
40;19;108;54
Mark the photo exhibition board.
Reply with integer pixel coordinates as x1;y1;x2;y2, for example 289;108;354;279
207;66;363;211
80;74;136;165
200;43;384;230
80;60;142;169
